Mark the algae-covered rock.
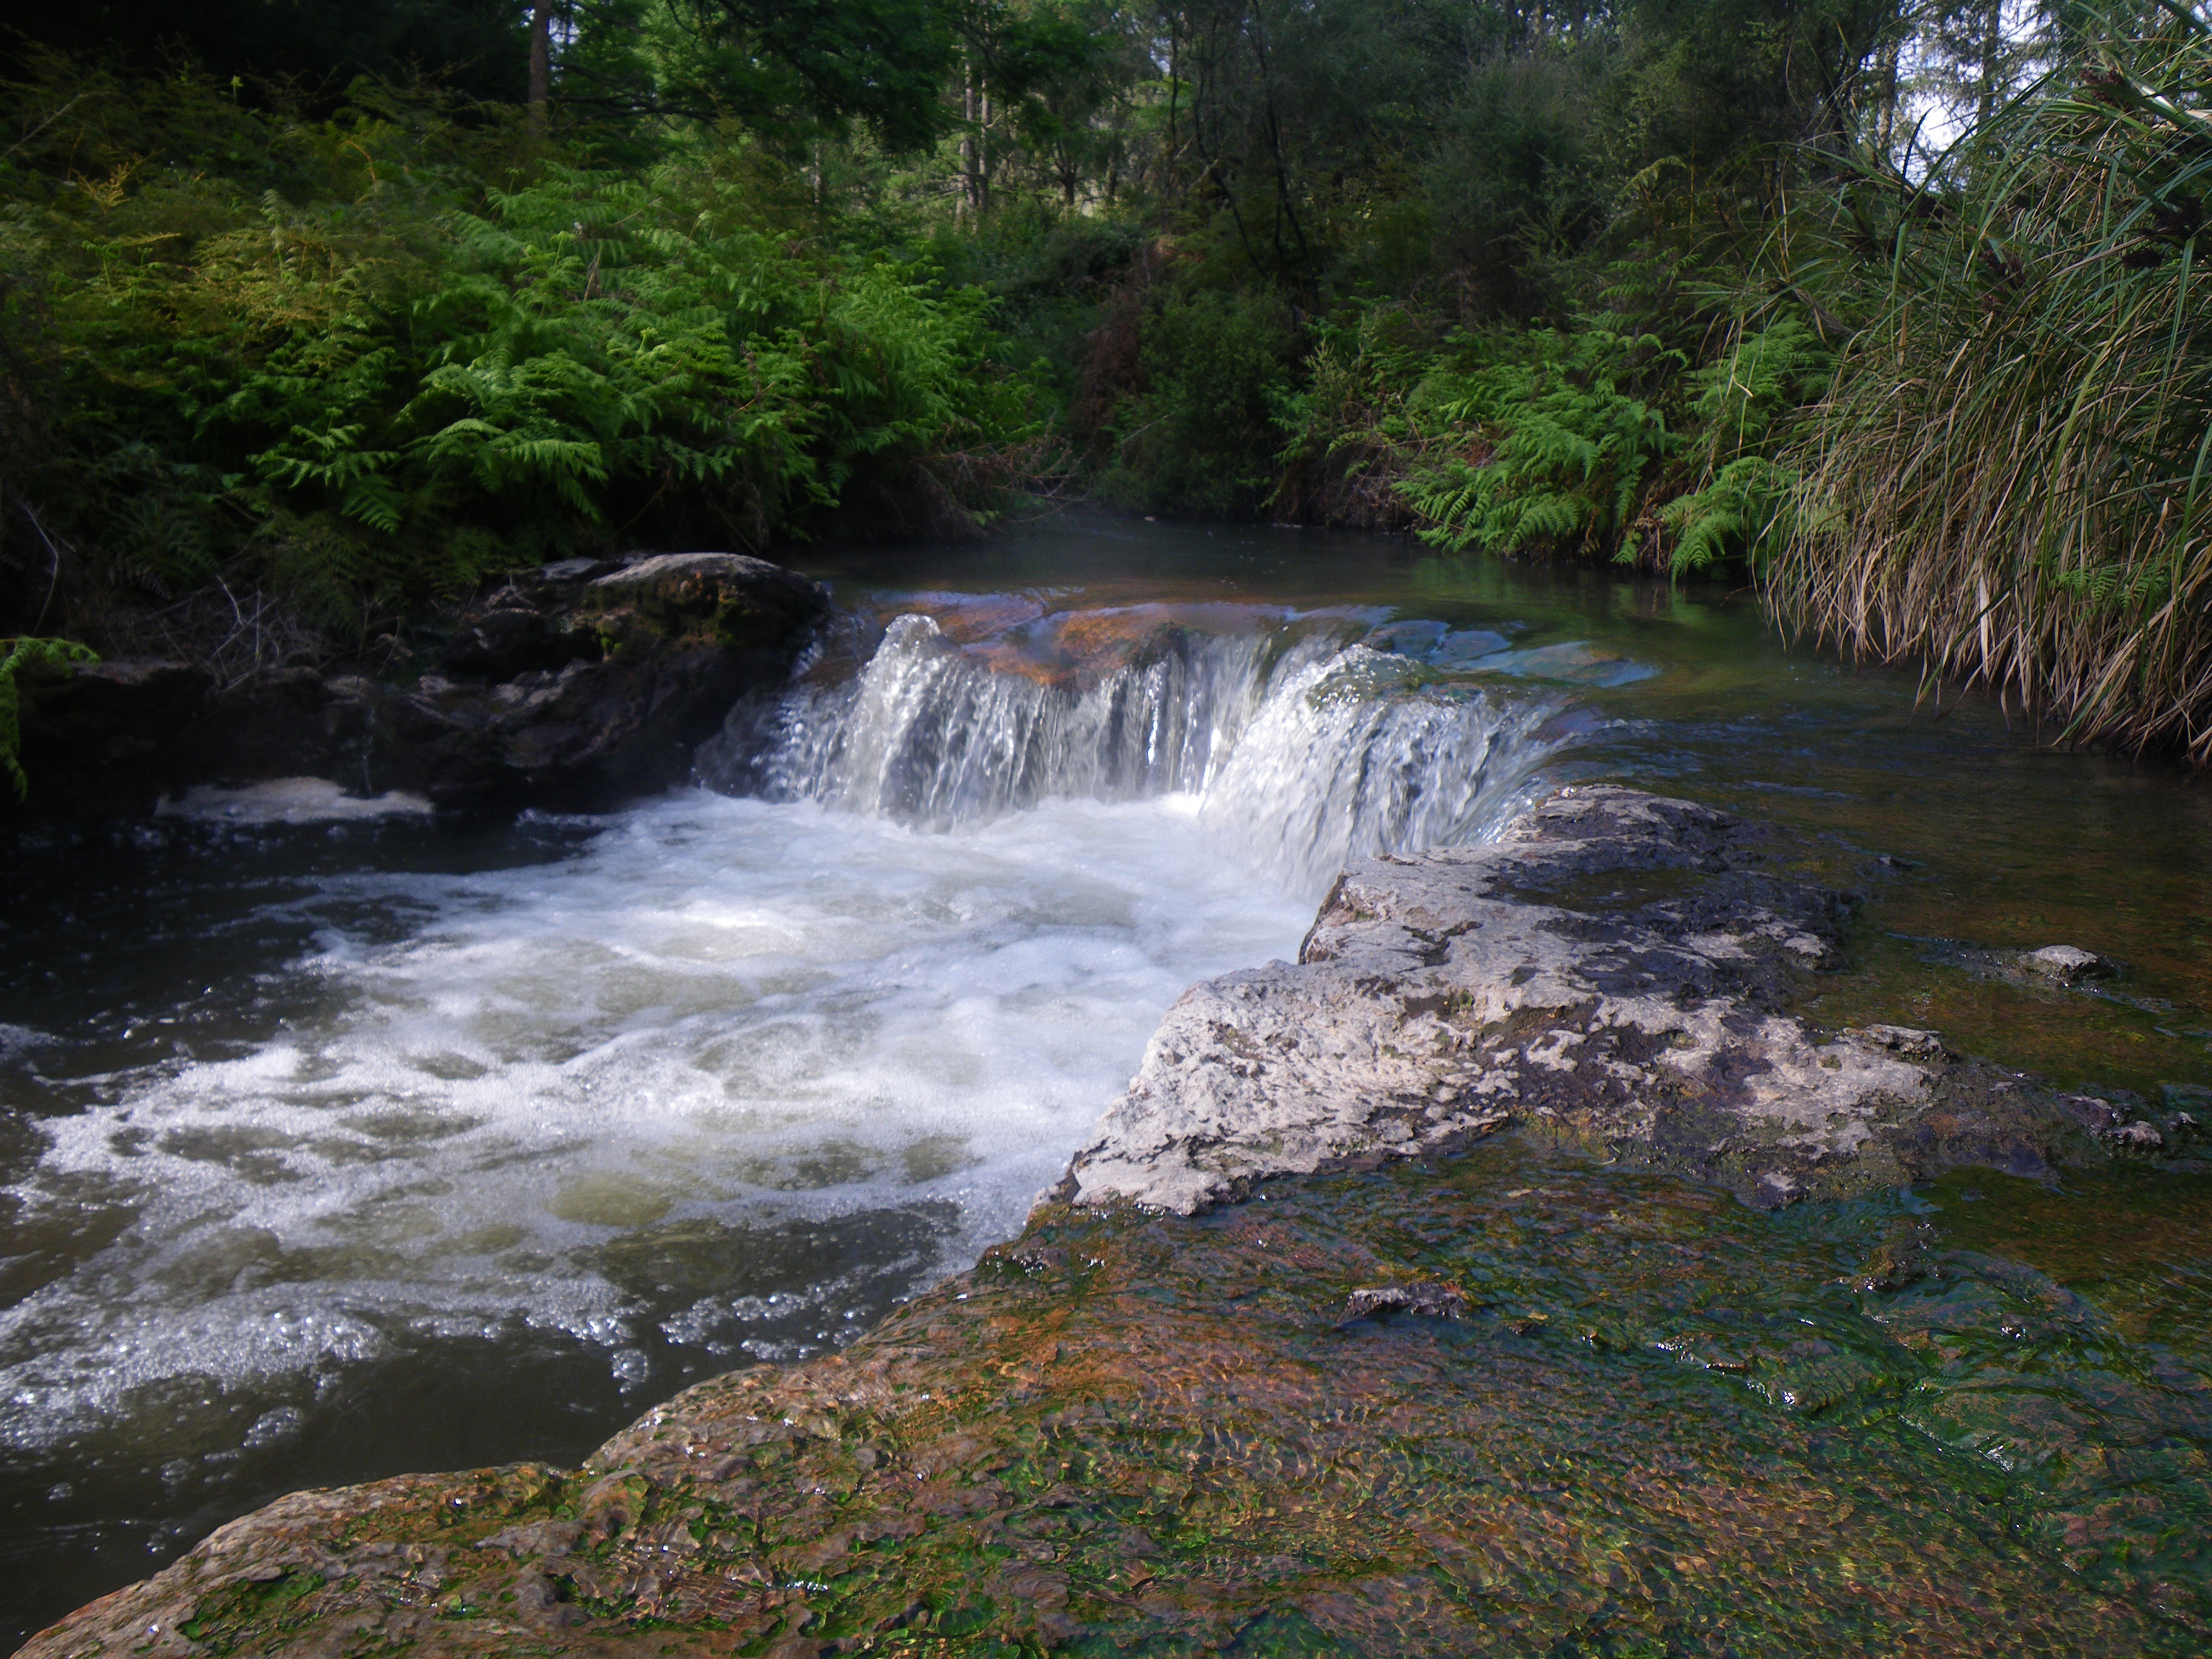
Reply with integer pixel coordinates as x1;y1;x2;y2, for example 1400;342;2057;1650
583;552;824;656
20;1145;2208;1659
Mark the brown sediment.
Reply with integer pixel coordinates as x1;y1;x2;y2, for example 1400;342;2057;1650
851;593;1048;646
943;602;1300;691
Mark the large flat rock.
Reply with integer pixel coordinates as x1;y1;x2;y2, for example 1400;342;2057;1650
1056;786;2125;1212
16;1147;2202;1658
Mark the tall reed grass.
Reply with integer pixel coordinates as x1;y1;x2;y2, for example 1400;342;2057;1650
1771;3;2212;760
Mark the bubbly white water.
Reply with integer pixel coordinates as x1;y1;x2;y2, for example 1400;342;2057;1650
710;610;1560;890
155;779;435;823
0;603;1569;1463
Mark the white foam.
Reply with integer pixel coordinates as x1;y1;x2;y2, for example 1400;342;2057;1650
4;605;1574;1455
0;789;1312;1450
0;1025;47;1062
1197;645;1563;890
156;778;435;823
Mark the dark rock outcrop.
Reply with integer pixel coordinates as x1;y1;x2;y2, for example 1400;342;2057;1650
7;659;220;815
10;554;828;816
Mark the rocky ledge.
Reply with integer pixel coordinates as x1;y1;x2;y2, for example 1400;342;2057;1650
11;554;827;816
18;789;2203;1659
1059;785;2171;1213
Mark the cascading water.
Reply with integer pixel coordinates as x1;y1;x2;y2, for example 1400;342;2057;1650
1192;645;1563;889
722;614;1284;820
702;605;1566;889
0;581;1581;1630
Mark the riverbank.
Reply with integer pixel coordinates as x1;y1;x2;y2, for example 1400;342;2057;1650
5;554;827;819
19;786;2209;1658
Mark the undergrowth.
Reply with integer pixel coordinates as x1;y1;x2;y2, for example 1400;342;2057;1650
1771;4;2212;761
1258;305;1826;574
0;64;1043;652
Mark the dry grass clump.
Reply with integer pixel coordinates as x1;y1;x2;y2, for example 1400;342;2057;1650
1771;4;2212;760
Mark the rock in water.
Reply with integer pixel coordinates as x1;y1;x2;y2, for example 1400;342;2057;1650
1343;1281;1470;1319
367;553;829;809
2022;943;2109;982
1053;786;2111;1213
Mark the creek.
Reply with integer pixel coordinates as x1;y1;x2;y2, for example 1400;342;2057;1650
2;514;2209;1647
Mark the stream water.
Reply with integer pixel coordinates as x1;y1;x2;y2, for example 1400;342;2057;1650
2;514;2208;1646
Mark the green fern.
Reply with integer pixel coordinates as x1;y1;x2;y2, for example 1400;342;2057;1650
1658;456;1799;573
1642;317;1829;572
1396;328;1682;556
14;127;1033;631
0;638;100;800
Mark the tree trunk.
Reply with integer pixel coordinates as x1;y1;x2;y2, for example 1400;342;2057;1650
978;78;991;220
1976;0;2003;132
529;2;552;139
960;64;979;222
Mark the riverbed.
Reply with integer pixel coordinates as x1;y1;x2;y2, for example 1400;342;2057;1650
2;514;2208;1646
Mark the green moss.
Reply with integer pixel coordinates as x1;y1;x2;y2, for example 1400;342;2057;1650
178;1570;327;1652
122;1140;2212;1657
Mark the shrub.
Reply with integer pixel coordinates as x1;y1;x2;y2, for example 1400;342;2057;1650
1094;286;1299;517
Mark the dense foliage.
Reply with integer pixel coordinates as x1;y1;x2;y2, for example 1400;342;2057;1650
1774;6;2212;760
0;60;1034;647
2;0;2207;757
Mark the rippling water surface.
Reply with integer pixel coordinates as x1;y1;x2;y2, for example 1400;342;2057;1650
2;515;2208;1644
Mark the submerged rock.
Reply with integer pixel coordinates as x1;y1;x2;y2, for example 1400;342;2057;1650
2023;943;2111;982
1056;786;2124;1213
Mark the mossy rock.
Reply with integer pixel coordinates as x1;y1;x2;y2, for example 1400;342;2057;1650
582;553;826;654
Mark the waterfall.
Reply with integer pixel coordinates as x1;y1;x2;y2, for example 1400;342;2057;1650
700;609;1568;890
1193;646;1563;889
